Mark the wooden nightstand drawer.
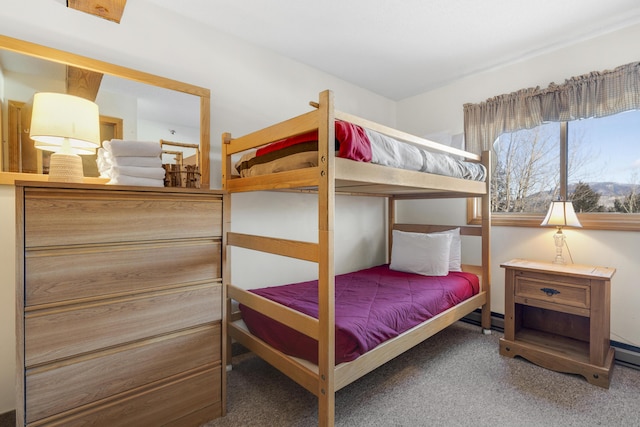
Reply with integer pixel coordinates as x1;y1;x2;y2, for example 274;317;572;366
514;272;590;311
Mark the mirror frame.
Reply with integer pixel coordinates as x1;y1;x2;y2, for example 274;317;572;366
0;35;210;188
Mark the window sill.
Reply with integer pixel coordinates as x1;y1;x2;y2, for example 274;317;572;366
467;199;640;231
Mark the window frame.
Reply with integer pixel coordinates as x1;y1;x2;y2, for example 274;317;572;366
469;121;640;231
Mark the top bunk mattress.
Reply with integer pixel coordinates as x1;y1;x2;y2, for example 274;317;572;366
239;264;480;364
235;121;487;182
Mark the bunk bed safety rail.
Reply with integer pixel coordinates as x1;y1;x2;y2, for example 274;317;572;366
224;167;321;193
227;320;321;395
228;285;320;340
227;232;319;262
223;110;319;156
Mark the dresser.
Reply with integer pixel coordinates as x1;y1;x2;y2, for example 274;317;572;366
16;182;227;426
499;259;615;388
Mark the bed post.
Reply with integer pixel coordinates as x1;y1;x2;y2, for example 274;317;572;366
221;132;233;414
221;191;230;415
221;132;233;192
317;90;336;427
481;150;492;333
387;197;396;263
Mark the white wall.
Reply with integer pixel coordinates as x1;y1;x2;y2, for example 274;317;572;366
94;89;139;140
396;23;640;350
231;192;386;290
0;0;395;413
0;186;14;414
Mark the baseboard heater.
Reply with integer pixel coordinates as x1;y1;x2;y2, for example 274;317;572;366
462;310;640;370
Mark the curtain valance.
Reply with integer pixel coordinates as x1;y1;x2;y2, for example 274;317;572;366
464;61;640;154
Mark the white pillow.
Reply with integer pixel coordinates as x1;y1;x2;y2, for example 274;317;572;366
431;228;462;272
390;230;452;276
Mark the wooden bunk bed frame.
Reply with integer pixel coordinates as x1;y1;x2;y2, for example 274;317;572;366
222;90;491;426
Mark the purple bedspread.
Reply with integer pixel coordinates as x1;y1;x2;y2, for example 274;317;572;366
240;264;479;364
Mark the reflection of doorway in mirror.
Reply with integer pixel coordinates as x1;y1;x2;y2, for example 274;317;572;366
7;100;40;173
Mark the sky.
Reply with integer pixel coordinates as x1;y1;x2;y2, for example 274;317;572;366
571;109;640;184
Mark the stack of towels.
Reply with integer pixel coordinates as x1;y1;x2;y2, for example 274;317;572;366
97;140;165;187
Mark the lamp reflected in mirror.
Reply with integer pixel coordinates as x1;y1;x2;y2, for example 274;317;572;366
540;199;582;264
29;92;100;183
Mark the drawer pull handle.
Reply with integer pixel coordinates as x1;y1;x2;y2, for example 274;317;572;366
540;287;560;297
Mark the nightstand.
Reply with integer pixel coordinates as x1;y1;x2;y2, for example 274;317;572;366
499;259;616;388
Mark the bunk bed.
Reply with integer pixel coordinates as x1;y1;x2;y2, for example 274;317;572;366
222;90;491;427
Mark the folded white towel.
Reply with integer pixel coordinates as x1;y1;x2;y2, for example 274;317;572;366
98;148;162;168
107;175;165;187
97;148;110;177
110;165;166;180
113;156;162;167
103;140;162;157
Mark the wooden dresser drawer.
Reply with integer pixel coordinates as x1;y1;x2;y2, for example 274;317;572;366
24;188;222;247
32;366;222;427
514;271;590;311
25;283;222;366
26;324;221;423
25;240;221;306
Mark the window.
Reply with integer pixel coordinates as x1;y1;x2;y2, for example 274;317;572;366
464;62;640;230
490;109;640;230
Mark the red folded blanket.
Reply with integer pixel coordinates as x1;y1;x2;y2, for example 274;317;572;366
256;120;372;162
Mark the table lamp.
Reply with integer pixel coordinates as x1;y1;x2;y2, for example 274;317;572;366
540;199;582;264
29;92;100;183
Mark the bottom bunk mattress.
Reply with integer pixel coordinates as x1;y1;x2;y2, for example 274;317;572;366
239;264;480;364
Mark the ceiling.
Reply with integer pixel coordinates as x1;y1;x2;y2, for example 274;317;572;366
144;0;640;100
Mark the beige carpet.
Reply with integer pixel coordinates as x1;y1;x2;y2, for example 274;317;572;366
205;321;640;426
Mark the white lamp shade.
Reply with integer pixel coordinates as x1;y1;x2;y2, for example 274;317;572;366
540;200;582;228
29;92;101;155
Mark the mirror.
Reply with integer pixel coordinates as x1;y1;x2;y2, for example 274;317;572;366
0;35;210;188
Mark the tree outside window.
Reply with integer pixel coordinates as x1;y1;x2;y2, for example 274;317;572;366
492;122;559;214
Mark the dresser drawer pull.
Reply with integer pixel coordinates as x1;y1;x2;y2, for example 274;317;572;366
540;287;560;297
